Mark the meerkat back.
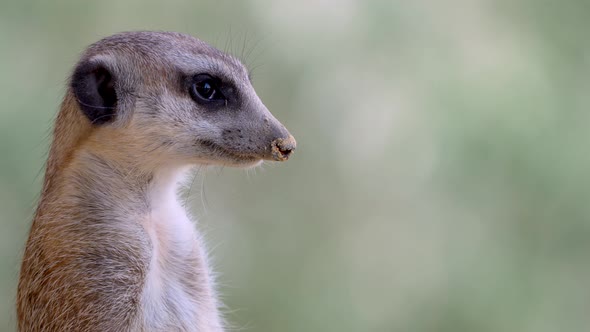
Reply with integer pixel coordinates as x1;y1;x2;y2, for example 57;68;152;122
17;31;295;332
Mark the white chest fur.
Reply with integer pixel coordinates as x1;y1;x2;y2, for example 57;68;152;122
140;168;223;331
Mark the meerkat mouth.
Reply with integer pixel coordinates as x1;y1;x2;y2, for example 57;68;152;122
198;139;262;164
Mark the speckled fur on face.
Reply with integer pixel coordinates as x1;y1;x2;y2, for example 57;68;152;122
17;31;295;332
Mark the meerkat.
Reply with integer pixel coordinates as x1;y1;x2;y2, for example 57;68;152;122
17;31;296;332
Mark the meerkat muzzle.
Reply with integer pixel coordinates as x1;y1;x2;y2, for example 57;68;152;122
271;135;296;161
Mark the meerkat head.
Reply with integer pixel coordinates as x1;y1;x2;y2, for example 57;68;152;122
69;31;295;169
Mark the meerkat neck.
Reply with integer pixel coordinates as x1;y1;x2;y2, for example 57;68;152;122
40;141;222;330
39;93;178;212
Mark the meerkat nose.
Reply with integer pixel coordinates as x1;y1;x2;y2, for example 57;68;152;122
270;135;296;161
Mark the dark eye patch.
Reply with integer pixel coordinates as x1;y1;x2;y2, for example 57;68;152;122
190;74;225;104
183;72;239;109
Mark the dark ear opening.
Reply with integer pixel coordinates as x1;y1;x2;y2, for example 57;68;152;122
71;61;118;125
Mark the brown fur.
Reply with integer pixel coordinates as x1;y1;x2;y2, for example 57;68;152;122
17;31;295;331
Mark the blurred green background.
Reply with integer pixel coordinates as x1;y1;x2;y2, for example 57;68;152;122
1;0;590;331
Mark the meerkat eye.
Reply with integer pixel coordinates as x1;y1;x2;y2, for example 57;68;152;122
190;74;225;103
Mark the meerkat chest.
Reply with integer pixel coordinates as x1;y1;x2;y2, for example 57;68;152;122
140;192;220;330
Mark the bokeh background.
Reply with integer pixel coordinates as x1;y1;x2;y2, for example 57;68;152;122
1;1;590;331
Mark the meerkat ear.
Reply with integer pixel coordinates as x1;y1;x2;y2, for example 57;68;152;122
71;60;118;125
